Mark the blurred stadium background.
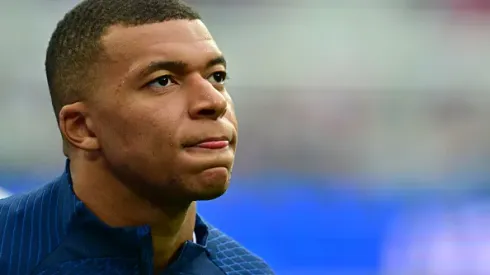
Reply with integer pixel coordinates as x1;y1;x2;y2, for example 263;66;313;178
2;0;490;274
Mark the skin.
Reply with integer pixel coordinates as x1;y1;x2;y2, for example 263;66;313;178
57;19;238;272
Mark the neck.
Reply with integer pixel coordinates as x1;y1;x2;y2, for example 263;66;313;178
69;158;196;271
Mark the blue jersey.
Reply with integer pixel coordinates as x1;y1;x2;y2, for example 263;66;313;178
0;161;273;275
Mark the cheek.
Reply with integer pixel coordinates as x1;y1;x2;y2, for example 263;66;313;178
224;91;234;105
226;103;238;128
94;113;134;153
92;104;139;145
92;95;182;159
97;110;178;156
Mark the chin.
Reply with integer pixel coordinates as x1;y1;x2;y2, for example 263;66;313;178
191;186;228;201
187;167;231;201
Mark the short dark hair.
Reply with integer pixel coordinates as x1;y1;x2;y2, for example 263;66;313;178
45;0;201;122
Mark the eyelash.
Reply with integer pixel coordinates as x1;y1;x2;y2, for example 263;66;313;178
146;75;176;88
146;71;229;89
209;71;229;84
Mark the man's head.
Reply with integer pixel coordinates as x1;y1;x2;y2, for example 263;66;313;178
45;0;238;206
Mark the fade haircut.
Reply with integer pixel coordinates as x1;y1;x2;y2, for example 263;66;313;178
45;0;201;123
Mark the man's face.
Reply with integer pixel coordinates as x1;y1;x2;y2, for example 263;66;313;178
86;20;237;205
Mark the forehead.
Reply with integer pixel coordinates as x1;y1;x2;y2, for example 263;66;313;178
101;20;220;69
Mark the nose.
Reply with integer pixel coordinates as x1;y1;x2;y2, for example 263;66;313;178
187;79;228;120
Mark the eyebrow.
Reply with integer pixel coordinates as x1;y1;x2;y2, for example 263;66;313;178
137;55;227;78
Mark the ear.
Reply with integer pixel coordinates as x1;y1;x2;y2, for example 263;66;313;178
59;102;100;152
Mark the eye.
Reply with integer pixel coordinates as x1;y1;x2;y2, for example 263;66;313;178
147;75;177;88
208;71;228;85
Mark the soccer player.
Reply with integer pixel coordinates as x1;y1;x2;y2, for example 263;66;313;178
0;0;274;274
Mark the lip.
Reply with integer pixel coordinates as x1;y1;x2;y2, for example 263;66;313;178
185;136;231;149
196;140;229;149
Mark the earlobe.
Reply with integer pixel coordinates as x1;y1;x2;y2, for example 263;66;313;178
59;103;100;152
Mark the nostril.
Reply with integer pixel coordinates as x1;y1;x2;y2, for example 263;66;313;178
198;108;216;117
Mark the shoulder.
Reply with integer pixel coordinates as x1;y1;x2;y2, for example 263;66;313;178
0;181;58;225
0;184;49;233
206;224;274;275
0;181;61;274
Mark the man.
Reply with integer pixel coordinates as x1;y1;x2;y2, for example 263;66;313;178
0;0;274;274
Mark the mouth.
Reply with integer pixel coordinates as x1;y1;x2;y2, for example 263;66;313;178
184;136;231;150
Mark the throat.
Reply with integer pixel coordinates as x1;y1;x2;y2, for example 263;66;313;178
151;230;195;272
152;235;184;272
150;203;197;272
